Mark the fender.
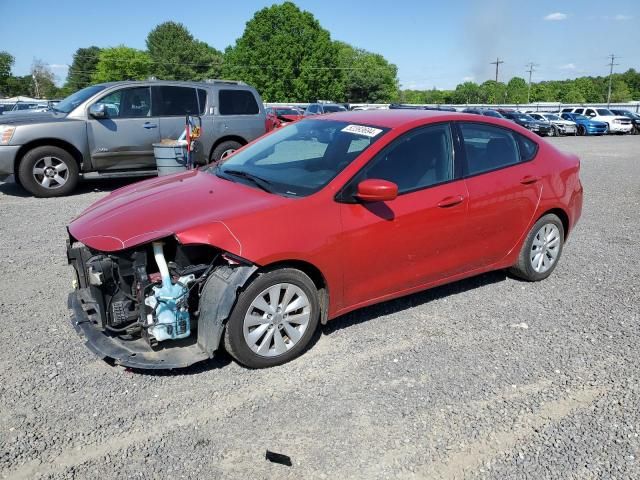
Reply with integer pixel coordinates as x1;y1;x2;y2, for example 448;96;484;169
197;263;258;356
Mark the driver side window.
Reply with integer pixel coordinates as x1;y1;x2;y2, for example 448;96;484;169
93;87;151;118
351;123;455;195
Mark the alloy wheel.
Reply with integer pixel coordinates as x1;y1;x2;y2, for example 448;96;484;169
530;223;561;274
243;283;311;357
32;156;69;189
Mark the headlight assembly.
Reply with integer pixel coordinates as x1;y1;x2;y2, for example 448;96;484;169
0;125;16;145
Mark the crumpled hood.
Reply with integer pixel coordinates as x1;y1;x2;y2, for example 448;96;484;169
68;169;286;254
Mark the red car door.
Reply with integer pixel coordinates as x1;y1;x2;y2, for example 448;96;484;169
338;123;469;309
458;122;542;269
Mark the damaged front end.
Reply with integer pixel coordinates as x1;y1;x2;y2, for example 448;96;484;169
67;234;256;369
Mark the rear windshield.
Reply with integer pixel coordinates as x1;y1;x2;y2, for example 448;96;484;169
323;105;347;113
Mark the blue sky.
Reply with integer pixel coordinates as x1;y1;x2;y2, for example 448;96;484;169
1;0;638;90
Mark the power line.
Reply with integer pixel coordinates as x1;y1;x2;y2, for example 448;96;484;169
525;62;539;103
490;57;504;82
606;54;619;107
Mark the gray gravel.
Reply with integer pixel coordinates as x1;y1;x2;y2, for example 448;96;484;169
0;135;639;479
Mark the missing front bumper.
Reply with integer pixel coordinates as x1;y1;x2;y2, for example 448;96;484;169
68;290;210;369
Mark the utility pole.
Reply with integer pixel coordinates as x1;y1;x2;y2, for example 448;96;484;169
490;57;504;82
606;54;619;107
525;62;538;104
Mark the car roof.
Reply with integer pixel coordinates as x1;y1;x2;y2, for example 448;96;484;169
315;109;512;129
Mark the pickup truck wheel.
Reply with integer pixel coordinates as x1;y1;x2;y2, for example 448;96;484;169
211;140;242;163
224;268;320;368
18;146;79;197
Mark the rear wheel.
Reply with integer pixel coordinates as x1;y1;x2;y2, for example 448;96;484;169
17;146;79;197
211;140;243;163
224;268;320;368
509;214;564;282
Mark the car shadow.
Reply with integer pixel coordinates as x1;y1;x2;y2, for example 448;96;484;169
322;270;508;335
0;175;147;197
118;350;234;377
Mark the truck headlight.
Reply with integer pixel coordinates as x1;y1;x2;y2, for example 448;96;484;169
0;125;15;145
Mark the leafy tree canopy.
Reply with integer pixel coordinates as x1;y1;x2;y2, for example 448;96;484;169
65;46;101;92
91;46;152;83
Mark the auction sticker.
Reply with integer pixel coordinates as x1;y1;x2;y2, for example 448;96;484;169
341;124;383;137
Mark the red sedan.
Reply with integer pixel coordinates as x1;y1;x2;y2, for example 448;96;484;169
67;110;583;369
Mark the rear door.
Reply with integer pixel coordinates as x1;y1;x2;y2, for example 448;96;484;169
152;85;202;143
339;122;470;307
214;88;265;143
459;122;542;269
87;86;159;170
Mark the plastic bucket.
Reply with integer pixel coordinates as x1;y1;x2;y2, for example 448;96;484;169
153;141;188;176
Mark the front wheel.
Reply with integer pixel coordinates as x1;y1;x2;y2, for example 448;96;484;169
547;126;556;137
17;146;79;197
224;268;320;368
509;214;565;282
577;125;586;136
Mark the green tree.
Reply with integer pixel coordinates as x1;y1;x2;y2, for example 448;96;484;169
451;81;480;104
146;22;223;80
0;51;14;95
506;77;528;104
65;46;101;92
91;46;152;83
610;79;632;102
560;86;586;103
222;2;342;102
335;42;398;102
479;80;507;104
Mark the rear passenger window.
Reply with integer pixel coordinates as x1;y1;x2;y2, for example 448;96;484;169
459;123;521;176
356;123;454;194
197;89;207;114
219;90;259;115
152;86;199;116
517;134;538;162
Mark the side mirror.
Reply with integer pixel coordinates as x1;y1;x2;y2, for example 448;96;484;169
355;179;398;202
89;103;107;119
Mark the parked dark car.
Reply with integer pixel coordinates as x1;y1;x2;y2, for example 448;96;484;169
610;109;640;135
462;108;504;118
498;110;553;136
304;103;347;116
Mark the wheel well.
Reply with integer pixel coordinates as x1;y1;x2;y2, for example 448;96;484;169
209;136;248;160
15;139;83;177
541;208;570;240
258;260;330;324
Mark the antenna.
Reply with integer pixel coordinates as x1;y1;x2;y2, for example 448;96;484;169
490;57;504;82
525;62;539;104
606;54;619;107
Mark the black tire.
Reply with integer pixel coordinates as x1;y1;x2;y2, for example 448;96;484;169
509;213;565;282
18;146;79;197
547;126;556;137
577;125;586;136
211;140;243;163
224;268;320;368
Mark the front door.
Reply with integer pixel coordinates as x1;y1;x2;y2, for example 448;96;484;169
87;86;159;170
338;123;469;308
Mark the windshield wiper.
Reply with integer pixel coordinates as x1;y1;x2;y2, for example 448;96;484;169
218;168;274;193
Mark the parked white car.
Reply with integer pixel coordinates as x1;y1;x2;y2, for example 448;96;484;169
560;107;633;134
528;112;577;136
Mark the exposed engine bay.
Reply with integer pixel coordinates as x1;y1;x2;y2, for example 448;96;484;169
67;235;257;369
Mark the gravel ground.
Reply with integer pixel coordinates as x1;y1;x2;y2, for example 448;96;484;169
0;135;638;479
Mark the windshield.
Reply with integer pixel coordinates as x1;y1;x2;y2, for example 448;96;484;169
54;85;107;114
597;109;613;116
213;119;388;197
276;108;301;115
323;105;347;113
483;110;503;118
509;113;533;122
545;114;561;121
572;114;588;120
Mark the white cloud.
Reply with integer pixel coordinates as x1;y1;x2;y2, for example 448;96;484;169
560;63;576;70
462;76;475;82
48;64;68;70
614;14;632;21
544;12;568;21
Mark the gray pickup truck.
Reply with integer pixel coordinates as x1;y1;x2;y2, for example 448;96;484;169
0;79;267;197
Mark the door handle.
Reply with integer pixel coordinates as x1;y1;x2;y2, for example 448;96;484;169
520;175;540;185
437;195;465;208
143;122;157;129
